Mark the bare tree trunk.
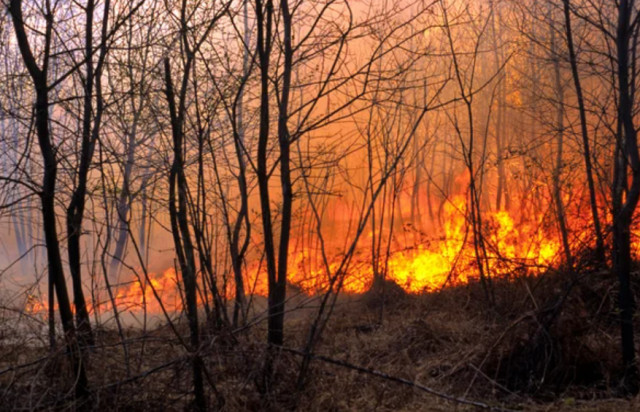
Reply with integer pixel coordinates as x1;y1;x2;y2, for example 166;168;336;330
8;0;89;397
138;185;149;263
110;182;131;276
255;0;285;347
491;1;508;212
613;0;640;394
229;0;252;327
411;124;422;229
194;101;227;330
109;118;142;276
272;0;293;347
550;12;572;266
163;58;206;411
110;10;155;275
158;5;229;406
562;0;605;261
442;1;493;304
98;143;130;377
66;0;111;347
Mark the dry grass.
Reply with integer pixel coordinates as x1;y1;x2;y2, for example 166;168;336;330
2;266;640;410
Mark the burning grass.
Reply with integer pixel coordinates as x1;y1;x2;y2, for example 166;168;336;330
2;259;640;410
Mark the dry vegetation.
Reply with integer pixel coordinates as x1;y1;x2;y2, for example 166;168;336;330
3;257;640;411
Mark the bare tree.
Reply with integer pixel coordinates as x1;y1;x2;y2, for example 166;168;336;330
562;0;605;262
7;0;89;397
162;1;230;408
64;0;113;347
549;4;572;266
612;0;640;394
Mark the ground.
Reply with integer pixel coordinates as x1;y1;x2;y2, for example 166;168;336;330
2;267;640;410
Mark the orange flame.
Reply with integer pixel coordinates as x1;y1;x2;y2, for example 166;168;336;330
21;186;632;319
274;194;562;295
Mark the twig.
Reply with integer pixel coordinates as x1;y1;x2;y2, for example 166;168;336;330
467;363;521;398
275;345;517;411
99;357;187;390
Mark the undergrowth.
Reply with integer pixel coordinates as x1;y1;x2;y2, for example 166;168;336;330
1;260;640;411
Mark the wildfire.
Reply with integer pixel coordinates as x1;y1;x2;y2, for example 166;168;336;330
276;194;561;295
107;268;182;315
22;269;182;320
22;191;597;319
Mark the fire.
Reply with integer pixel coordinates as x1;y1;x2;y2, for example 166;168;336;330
23;268;181;319
277;194;561;295
20;189;610;319
108;268;182;315
24;293;48;321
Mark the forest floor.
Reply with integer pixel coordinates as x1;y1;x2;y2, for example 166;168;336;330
2;265;640;410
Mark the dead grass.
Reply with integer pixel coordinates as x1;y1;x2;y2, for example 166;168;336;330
2;265;640;410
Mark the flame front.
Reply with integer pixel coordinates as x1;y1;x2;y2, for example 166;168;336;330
279;193;563;295
21;186;613;318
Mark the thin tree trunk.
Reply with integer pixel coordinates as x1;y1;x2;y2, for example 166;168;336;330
550;12;572;266
164;57;206;411
613;0;640;394
562;0;605;261
8;0;89;397
255;0;282;346
273;0;293;347
491;1;508;212
230;0;252;327
66;0;109;346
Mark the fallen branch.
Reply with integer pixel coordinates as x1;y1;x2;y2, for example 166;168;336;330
275;345;516;411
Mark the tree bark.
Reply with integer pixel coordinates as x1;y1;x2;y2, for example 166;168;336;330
550;9;572;266
275;0;293;346
66;0;108;347
562;0;605;261
164;57;206;411
613;0;640;395
8;0;89;397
